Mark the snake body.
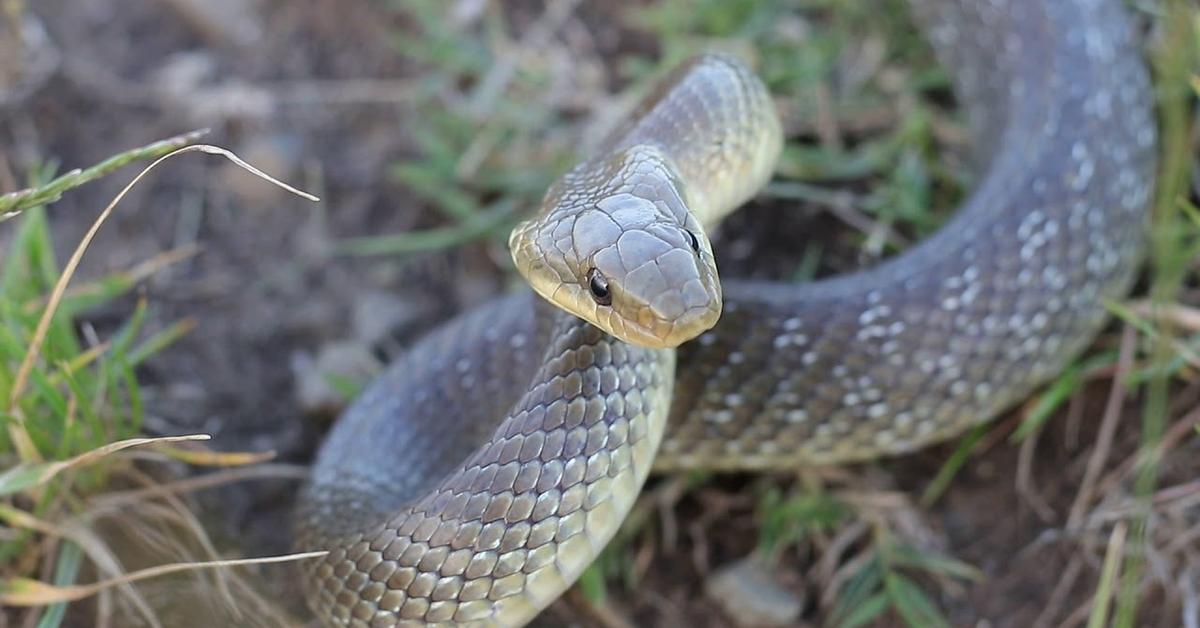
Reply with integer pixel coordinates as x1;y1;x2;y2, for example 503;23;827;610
296;0;1157;625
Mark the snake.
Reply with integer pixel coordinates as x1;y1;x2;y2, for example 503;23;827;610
293;0;1158;625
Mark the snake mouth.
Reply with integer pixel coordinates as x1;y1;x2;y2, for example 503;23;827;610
613;301;723;349
613;274;724;348
518;262;722;349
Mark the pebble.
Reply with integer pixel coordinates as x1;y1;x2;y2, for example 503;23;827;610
705;555;806;627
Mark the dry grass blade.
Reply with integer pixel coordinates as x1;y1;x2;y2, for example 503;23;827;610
1033;557;1085;628
1129;301;1200;332
1086;522;1128;628
92;463;310;510
5;143;319;465
0;503;64;536
20;243;203;314
0;551;329;606
155;446;277;467
119;466;239;617
0;434;210;497
1066;325;1136;531
0;506;158;624
1016;422;1056;522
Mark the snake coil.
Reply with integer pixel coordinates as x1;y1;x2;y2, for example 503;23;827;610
296;0;1157;625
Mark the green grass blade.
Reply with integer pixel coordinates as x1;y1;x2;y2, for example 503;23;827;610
920;423;988;507
889;544;983;582
884;572;951;628
34;541;82;628
0;130;208;220
830;554;884;625
577;562;607;604
1088;523;1127;628
1011;351;1117;443
836;591;890;628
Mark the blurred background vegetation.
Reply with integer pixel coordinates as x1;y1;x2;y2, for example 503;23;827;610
0;0;1196;626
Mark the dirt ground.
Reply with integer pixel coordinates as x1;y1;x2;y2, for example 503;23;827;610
2;1;1197;627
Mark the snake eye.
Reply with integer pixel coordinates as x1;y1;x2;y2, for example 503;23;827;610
685;229;700;253
586;268;612;306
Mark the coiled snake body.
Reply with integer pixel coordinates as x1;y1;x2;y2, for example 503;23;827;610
296;0;1157;625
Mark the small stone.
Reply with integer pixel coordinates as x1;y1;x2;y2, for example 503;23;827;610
705;556;805;627
352;291;420;346
290;341;378;415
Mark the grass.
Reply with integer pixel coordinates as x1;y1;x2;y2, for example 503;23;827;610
0;130;207;221
336;0;581;257
827;530;982;628
347;0;958;264
1109;2;1198;625
757;487;983;628
0;135;322;626
0;139;198;626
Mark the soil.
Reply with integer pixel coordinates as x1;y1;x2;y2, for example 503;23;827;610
1;2;1195;627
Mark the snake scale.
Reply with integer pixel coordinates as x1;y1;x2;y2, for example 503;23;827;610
295;0;1158;625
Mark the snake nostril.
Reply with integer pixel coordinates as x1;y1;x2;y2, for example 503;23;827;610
685;229;700;253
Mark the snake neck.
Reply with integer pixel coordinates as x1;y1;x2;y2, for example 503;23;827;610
594;53;784;228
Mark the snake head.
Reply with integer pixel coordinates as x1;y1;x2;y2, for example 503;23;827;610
509;144;722;349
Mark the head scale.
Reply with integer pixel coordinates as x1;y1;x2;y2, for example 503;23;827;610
509;144;722;348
